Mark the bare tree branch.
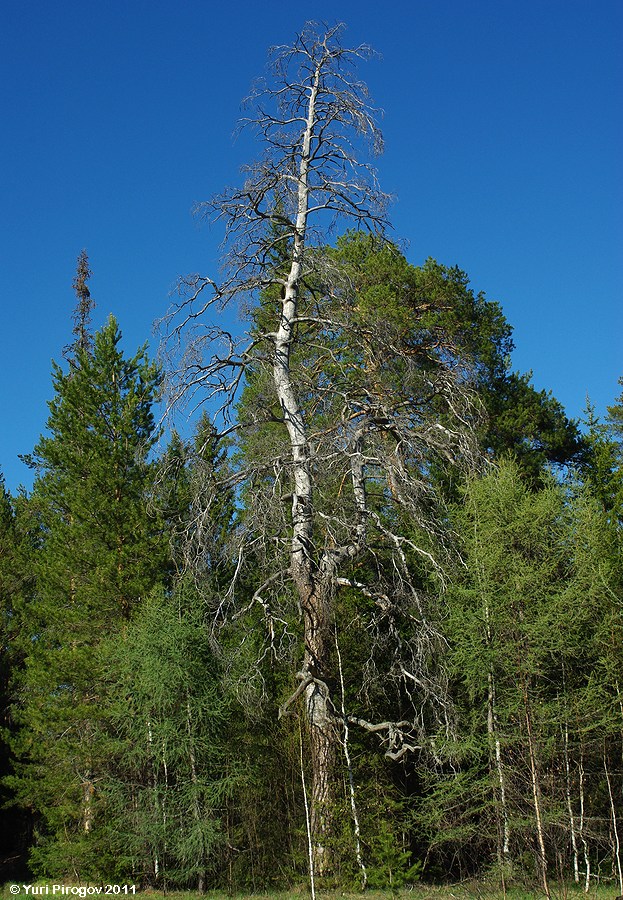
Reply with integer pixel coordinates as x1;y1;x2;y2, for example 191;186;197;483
159;22;483;871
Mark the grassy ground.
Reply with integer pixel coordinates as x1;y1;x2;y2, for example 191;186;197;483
1;884;620;900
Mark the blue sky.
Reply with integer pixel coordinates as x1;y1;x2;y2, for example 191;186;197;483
1;0;621;492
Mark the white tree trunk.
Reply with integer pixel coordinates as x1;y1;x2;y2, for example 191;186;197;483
522;687;550;900
487;669;510;863
604;745;623;895
563;721;580;883
578;753;591;892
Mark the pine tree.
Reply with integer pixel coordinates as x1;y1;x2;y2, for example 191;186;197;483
583;385;623;523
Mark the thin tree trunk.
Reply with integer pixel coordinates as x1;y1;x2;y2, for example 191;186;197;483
604;743;623;895
560;664;580;885
161;738;169;895
336;631;367;888
483;596;510;869
300;724;316;900
523;685;550;900
186;695;206;893
488;668;510;864
563;720;580;884
146;720;160;881
80;719;95;835
577;752;590;892
82;771;94;834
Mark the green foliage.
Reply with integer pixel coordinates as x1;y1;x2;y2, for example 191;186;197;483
331;233;584;482
419;459;623;885
484;370;585;481
0;474;31;868
26;315;165;615
365;818;422;891
8;316;165;878
102;583;231;888
0;474;19;719
1;241;617;892
582;391;623;521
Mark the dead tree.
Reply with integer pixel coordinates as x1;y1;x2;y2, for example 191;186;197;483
162;23;481;874
64;249;95;365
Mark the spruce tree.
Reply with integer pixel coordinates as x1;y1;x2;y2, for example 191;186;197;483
0;473;31;873
0;474;18;733
9;315;164;878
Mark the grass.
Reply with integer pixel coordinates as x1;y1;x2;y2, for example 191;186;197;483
1;884;620;900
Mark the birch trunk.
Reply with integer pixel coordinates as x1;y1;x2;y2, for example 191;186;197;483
146;720;161;881
487;669;510;864
604;744;623;895
306;695;337;875
563;721;580;883
483;597;510;867
82;772;94;834
522;683;550;900
578;753;590;892
336;631;367;887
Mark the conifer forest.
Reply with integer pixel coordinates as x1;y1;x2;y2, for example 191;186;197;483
1;24;621;898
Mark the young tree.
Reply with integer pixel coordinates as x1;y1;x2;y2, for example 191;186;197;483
101;418;236;891
103;582;231;890
419;460;623;891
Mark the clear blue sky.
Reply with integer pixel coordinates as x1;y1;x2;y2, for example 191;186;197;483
1;0;621;492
